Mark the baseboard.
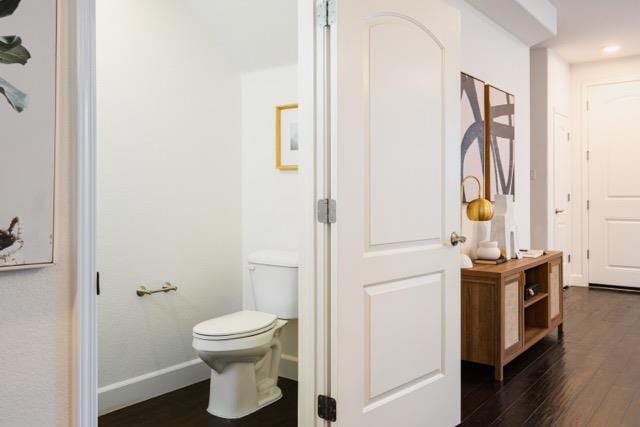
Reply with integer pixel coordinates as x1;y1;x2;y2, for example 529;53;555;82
280;353;298;381
98;358;210;415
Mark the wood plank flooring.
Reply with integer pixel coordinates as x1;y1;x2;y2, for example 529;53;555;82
98;377;297;427
462;286;640;426
99;287;640;426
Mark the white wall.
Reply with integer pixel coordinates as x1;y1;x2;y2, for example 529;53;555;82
241;64;299;379
96;0;243;412
569;55;640;286
530;48;570;250
450;1;532;252
0;1;74;425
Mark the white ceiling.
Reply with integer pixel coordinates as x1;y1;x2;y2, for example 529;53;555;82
187;0;298;72
540;0;640;64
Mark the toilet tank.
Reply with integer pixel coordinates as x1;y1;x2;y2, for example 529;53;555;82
248;250;298;319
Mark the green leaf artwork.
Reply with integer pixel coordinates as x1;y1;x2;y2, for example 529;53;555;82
0;0;30;112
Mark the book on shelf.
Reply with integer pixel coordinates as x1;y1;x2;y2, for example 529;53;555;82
474;256;507;265
520;249;545;258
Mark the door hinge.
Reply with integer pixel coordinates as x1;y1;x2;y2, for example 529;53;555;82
316;0;336;27
587;249;590;260
317;199;336;224
318;395;337;422
567;193;571;202
567;132;571;141
568;254;571;263
586;100;590;111
586;150;590;161
96;271;101;296
586;200;590;210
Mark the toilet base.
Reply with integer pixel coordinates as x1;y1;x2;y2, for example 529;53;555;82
206;363;283;419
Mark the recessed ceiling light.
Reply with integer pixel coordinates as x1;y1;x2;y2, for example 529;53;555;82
603;45;621;54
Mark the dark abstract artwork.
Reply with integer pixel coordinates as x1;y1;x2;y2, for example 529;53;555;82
460;73;485;202
486;85;515;201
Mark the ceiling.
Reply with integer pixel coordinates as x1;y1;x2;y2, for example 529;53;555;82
186;0;298;72
539;0;640;63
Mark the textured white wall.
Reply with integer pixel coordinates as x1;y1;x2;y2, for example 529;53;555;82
449;0;532;252
96;0;242;396
569;55;640;286
241;65;299;378
0;1;74;425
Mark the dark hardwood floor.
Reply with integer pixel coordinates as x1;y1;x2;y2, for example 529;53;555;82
462;286;640;426
98;377;297;427
100;287;640;426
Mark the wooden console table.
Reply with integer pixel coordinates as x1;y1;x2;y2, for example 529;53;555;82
461;251;564;381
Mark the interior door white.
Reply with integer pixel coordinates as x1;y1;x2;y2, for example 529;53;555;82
331;0;461;425
588;81;640;288
553;112;571;285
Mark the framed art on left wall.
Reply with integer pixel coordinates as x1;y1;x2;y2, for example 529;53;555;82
0;0;57;269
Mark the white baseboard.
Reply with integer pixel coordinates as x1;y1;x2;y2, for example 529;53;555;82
280;353;299;380
98;358;210;416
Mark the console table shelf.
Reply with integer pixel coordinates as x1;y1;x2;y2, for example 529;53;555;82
461;251;564;381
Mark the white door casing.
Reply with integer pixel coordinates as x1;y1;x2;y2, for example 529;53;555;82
553;112;571;285
331;0;461;425
588;80;640;288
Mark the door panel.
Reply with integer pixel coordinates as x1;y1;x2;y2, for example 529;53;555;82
552;113;570;284
332;0;461;425
588;81;640;287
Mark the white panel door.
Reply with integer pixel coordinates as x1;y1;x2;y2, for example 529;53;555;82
553;112;571;285
331;0;461;425
588;81;640;288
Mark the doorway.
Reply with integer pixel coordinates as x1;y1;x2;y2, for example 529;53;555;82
552;112;571;285
92;0;320;425
587;80;640;288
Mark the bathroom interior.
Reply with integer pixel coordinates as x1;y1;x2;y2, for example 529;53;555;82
96;0;301;424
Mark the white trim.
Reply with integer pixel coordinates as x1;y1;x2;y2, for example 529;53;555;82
74;0;98;425
98;359;210;416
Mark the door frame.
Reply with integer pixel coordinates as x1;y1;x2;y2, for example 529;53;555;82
73;0;326;426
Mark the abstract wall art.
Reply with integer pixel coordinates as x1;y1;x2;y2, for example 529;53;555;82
0;0;57;269
275;103;299;171
460;73;485;202
485;85;515;201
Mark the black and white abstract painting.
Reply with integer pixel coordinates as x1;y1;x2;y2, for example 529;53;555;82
0;0;56;268
486;85;515;201
460;73;485;202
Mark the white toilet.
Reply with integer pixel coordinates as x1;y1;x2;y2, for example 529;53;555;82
192;250;298;419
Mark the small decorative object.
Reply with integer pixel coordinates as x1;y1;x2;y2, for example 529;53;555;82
524;282;540;300
275;103;299;171
490;194;520;260
485;85;515;201
0;0;57;269
460;175;494;268
476;240;501;260
461;73;486;203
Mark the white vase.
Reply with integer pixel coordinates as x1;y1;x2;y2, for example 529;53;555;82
476;241;501;260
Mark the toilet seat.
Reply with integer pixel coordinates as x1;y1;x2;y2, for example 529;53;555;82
193;310;277;341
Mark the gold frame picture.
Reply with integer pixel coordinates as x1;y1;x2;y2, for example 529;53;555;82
275;103;299;171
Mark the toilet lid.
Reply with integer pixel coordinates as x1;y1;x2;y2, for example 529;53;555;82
193;310;277;339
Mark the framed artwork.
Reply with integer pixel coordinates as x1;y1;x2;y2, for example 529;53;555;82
460;73;486;202
0;0;57;269
485;85;515;201
275;103;299;171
